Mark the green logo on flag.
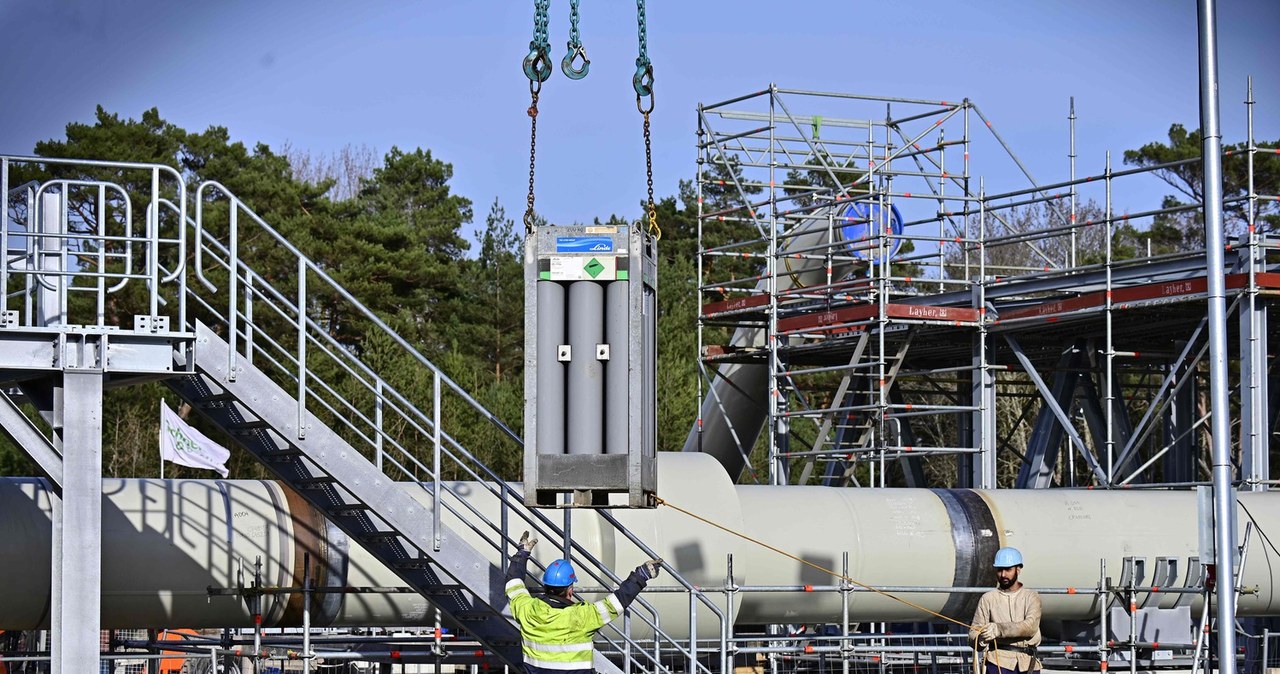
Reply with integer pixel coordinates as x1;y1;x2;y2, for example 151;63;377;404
584;258;605;278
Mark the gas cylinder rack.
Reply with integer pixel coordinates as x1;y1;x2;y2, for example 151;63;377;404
524;224;659;507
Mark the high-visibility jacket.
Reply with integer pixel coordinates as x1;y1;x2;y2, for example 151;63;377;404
505;551;649;672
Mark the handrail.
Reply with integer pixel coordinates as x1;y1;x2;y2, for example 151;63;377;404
599;508;730;673
31;179;136;294
192;180;521;443
1;156;188;327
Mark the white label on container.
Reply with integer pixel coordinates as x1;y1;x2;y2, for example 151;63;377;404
548;256;616;281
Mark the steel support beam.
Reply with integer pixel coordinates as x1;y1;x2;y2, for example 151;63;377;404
1164;348;1199;484
1269;371;1279;448
1005;335;1108;485
1240;302;1269;490
1079;371;1134;481
0;389;62;491
1196;0;1239;669
969;337;996;489
50;370;103;674
1017;346;1081;488
969;284;996;489
955;377;974;488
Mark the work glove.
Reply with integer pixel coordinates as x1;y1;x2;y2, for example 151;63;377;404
638;558;663;580
979;623;998;645
518;531;538;553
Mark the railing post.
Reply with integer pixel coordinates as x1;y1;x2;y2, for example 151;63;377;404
227;202;239;382
96;184;106;326
688;591;698;674
375;378;384;472
842;552;851;674
297;257;307;440
727;554;737;674
1;157;7;314
1263;628;1270;673
433;370;442;551
149;166;160;318
244;274;254;366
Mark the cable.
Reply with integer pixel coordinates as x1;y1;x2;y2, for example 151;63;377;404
655;495;1002;674
1237;499;1280;559
654;495;976;632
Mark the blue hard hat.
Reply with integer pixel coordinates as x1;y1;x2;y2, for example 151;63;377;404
993;547;1023;568
542;559;578;587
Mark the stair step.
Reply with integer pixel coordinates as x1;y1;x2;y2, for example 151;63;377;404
294;476;338;488
197;390;239;403
360;531;404;541
330;503;372;517
453;610;497;622
420;584;467;594
226;418;272;431
392;558;430;568
261;447;305;459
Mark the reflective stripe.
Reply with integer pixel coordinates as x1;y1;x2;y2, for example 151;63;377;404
522;637;594;670
606;593;624;613
523;640;592;653
523;654;595;670
506;579;530;598
595;600;610;623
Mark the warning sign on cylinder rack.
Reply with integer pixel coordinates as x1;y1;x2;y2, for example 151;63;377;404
549;255;617;281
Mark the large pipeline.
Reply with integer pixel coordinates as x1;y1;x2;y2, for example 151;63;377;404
2;454;1277;635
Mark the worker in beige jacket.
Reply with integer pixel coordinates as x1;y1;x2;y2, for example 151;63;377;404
969;547;1042;674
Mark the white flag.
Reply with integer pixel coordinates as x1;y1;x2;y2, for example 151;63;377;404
160;401;230;478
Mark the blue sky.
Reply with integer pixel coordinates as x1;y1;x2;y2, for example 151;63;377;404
1;1;1276;241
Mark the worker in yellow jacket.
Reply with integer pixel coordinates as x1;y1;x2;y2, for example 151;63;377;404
505;531;661;673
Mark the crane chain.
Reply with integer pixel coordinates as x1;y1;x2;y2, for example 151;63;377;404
523;0;551;232
562;0;590;79
635;0;658;239
524;82;540;232
523;0;552;84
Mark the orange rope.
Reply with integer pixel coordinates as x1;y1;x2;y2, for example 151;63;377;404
654;495;994;670
654;495;977;631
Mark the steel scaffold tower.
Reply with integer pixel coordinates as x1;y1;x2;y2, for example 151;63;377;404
690;85;1280;492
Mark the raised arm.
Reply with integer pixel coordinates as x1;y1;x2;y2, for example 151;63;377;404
506;532;538;581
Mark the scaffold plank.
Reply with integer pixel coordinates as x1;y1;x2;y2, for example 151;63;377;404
996;273;1273;323
701;293;772;317
777;303;980;333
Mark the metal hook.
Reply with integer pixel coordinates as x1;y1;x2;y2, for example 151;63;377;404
522;44;553;83
561;43;590;80
632;62;654;99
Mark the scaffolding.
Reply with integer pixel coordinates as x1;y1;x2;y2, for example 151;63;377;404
1;82;1277;673
690;84;1279;491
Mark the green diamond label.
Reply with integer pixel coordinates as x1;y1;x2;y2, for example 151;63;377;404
547;255;615;280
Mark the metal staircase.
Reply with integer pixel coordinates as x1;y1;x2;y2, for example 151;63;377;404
0;155;723;674
167;321;525;665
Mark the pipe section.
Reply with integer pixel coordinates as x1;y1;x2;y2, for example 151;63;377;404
682;205;873;479
1;455;1277;633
